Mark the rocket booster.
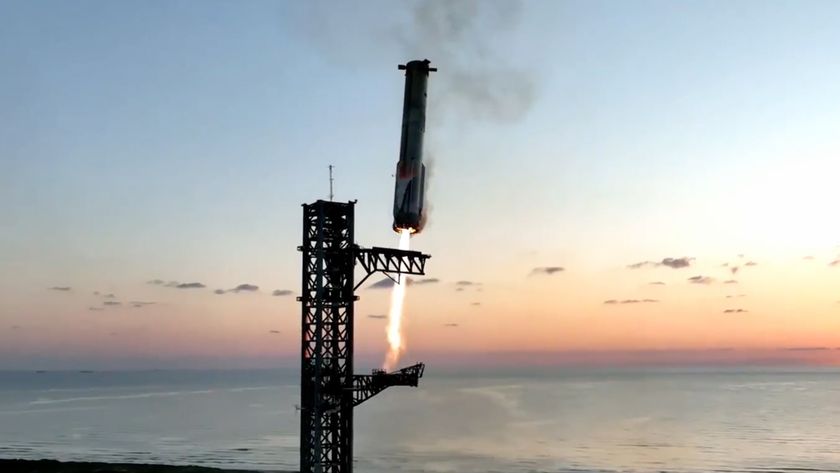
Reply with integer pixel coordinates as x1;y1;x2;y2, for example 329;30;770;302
393;59;436;233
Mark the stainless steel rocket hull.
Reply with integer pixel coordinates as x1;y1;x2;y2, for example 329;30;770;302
393;162;426;232
393;59;435;233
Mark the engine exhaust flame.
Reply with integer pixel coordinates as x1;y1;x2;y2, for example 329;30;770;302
384;228;412;371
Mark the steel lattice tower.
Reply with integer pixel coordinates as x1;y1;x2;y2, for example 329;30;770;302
299;200;429;473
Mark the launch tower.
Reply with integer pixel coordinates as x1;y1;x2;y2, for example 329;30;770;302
299;200;429;473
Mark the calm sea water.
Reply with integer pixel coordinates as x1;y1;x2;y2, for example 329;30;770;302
1;367;840;472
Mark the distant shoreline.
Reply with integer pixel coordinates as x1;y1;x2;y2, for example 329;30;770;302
0;459;293;473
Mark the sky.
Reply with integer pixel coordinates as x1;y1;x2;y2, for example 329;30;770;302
2;0;840;369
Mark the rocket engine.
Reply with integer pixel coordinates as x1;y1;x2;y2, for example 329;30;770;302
393;59;436;233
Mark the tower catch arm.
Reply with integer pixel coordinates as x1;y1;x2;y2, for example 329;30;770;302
354;246;430;290
350;363;425;407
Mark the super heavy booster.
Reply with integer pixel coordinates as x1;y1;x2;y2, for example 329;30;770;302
393;59;436;233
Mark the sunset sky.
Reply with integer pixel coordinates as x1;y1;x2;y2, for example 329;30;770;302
2;1;840;369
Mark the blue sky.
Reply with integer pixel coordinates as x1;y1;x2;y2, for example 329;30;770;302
2;1;840;368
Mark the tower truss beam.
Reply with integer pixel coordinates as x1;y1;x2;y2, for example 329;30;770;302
351;363;425;407
354;247;429;289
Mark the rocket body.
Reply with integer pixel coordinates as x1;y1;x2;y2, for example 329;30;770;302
393;59;435;233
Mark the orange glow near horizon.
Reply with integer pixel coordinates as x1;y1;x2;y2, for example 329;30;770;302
6;245;840;369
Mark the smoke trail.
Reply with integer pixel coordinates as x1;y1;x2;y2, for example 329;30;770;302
397;0;537;124
383;228;412;371
294;1;537;123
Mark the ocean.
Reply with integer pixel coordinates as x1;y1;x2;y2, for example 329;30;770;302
1;367;839;472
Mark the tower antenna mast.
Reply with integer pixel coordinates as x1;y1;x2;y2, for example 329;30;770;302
328;165;334;201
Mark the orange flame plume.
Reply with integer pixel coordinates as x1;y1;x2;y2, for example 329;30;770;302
383;228;412;371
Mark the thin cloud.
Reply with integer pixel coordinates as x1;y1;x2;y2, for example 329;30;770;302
149;279;183;287
455;287;464;292
628;257;693;269
456;280;479;286
606;299;659;305
368;278;399;289
214;284;260;294
803;256;815;260
830;260;840;267
175;282;206;289
10;325;21;330
367;314;387;319
272;289;294;296
661;257;693;269
784;346;828;352
723;309;748;313
268;330;281;334
471;302;481;306
88;307;103;311
130;301;155;308
688;276;714;285
414;278;440;285
530;266;564;276
744;261;758;267
102;293;116;299
443;323;459;327
726;294;747;298
103;301;121;306
648;281;666;286
368;277;437;289
730;266;739;274
231;284;259;293
48;286;71;291
724;279;738;284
